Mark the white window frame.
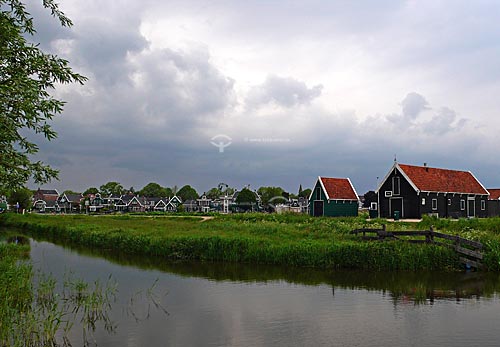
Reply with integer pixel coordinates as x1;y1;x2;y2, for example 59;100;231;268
481;200;486;211
370;202;378;210
460;199;465;211
421;198;426;205
385;191;393;197
432;198;438;210
448;199;452;206
392;177;400;196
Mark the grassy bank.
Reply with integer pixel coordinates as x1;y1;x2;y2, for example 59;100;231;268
5;213;491;271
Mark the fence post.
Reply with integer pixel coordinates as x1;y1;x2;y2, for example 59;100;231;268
428;225;434;243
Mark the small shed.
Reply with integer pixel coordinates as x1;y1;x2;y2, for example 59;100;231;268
308;177;359;217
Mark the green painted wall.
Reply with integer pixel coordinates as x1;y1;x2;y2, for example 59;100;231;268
309;180;358;217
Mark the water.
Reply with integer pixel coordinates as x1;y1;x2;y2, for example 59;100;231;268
10;235;500;346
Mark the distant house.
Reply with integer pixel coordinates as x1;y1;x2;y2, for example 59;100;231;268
309;177;359;217
57;193;83;213
376;162;489;219
33;188;59;202
183;200;198;212
127;196;145;212
487;189;500;217
32;188;60;213
154;199;168;212
197;194;212;213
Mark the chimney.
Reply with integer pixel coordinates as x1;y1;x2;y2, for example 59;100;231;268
424;163;429;172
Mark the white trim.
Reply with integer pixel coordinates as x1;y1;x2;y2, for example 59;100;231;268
318;177;330;200
127;196;144;207
469;170;490;197
385;191;393;197
432;198;438;210
312;199;324;217
347;178;361;204
309;177;359;202
375;163;419;194
389;197;404;218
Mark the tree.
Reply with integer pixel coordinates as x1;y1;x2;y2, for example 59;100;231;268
177;185;199;201
99;182;125;197
236;188;257;204
300;188;312;198
0;0;86;191
138;182;170;197
83;187;99;196
257;186;284;205
206;187;222;199
63;190;80;195
363;191;377;208
7;187;32;210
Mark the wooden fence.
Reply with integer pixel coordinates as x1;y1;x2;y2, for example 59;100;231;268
351;225;483;270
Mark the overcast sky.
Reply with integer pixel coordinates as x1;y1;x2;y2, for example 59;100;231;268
27;0;500;195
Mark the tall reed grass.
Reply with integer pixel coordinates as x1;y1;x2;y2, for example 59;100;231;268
0;213;464;270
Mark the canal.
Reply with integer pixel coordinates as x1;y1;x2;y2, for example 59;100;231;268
16;236;500;346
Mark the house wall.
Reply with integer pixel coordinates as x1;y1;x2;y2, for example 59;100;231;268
488;200;500;217
378;168;420;219
309;181;358;217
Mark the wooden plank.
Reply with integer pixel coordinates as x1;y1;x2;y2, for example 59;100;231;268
459;257;483;269
457;238;483;250
431;231;458;241
456;246;483;260
390;231;431;236
432;232;483;249
351;228;382;234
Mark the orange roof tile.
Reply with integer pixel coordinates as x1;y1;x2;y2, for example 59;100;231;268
319;177;358;200
398;164;488;195
488;189;500;200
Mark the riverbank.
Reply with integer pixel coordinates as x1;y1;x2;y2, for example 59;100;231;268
3;213;500;271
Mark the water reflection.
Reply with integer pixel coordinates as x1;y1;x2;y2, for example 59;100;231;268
12;229;500;305
3;228;500;347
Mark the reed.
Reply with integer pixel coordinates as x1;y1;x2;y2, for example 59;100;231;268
0;241;116;346
1;213;464;270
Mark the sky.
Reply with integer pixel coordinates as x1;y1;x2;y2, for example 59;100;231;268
26;0;500;195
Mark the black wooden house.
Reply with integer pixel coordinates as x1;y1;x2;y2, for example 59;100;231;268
487;189;500;217
376;163;489;219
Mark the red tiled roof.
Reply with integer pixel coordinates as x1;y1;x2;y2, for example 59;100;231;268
398;164;488;195
488;189;500;200
319;177;358;200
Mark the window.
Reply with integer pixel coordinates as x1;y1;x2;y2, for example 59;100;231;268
315;187;321;200
370;202;378;210
392;177;400;196
385;191;393;197
481;200;486;211
432;199;438;210
448;199;452;206
421;198;426;205
460;199;465;210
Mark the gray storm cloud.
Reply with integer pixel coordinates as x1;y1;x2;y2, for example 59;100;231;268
246;75;323;109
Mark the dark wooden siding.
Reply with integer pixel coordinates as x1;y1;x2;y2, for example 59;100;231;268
488;200;500;217
378;167;489;219
378;167;419;218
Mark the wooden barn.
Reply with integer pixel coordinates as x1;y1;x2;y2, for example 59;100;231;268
309;177;359;217
376;162;489;219
487;189;500;217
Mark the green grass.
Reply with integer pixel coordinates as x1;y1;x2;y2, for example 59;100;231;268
5;212;499;271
